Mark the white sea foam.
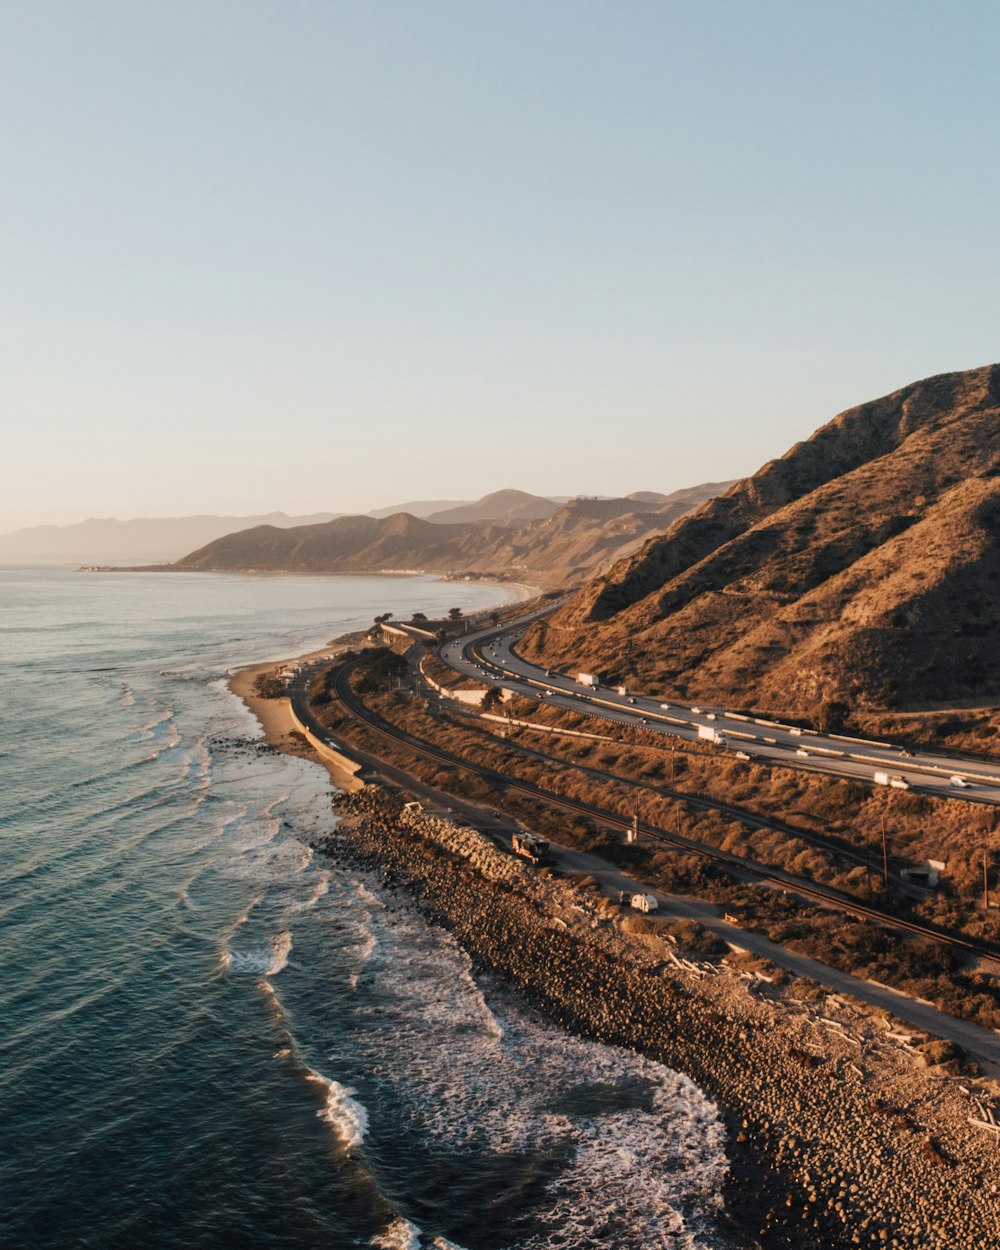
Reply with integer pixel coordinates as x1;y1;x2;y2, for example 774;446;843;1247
346;920;378;991
222;835;314;882
306;1070;369;1151
140;707;173;736
329;888;729;1250
299;872;330;909
223;930;292;976
371;1218;422;1250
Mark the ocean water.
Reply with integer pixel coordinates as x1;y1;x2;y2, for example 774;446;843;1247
0;568;734;1250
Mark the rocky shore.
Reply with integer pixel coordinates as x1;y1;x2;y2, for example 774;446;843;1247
316;786;1000;1250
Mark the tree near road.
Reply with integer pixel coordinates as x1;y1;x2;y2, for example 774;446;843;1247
448;607;463;622
818;699;851;733
482;686;505;713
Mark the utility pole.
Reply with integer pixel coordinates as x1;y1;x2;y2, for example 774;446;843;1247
881;811;889;893
984;852;990;912
670;741;676;785
629;792;640;845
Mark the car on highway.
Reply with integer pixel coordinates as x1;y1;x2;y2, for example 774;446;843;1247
950;775;970;788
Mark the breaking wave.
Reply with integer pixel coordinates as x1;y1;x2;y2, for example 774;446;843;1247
222;930;293;976
306;1070;370;1151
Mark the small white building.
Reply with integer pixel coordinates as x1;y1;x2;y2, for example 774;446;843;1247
899;859;945;889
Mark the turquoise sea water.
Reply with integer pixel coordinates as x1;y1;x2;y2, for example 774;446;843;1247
0;568;732;1250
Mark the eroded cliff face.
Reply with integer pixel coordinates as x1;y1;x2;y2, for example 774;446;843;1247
523;364;1000;716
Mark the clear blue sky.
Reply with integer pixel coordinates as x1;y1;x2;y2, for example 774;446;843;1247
3;0;999;530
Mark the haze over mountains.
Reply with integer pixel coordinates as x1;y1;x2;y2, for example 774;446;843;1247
3;486;723;569
165;484;734;587
423;489;563;525
523;364;1000;717
0;511;347;565
0;494;550;564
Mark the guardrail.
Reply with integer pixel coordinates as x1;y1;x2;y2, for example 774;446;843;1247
286;702;365;792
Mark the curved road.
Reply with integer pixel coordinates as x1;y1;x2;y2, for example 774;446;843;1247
291;658;1000;968
288;652;1000;1071
440;612;1000;806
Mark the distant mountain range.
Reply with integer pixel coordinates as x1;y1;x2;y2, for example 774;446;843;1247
4;487;730;571
423;489;562;525
0;512;342;565
365;499;472;520
0;492;540;567
161;483;734;587
521;363;1000;715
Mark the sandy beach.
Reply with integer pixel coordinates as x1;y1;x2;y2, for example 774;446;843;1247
228;641;367;793
227;578;540;791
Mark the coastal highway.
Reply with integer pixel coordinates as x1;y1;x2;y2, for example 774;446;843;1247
282;655;1000;971
440;616;1000;808
284;654;1000;1067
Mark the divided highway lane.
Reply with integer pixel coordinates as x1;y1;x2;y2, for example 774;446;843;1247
440;619;1000;807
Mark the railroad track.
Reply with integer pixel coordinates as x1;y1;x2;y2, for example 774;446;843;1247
437;691;905;887
320;663;1000;967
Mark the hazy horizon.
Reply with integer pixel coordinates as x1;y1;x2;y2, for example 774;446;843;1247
0;483;720;536
5;1;1000;531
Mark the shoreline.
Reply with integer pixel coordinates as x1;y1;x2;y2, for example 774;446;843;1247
226;577;541;790
320;787;1000;1250
227;641;367;794
227;630;1000;1249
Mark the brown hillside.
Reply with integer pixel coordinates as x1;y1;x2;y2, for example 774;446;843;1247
524;364;1000;716
424;489;558;525
166;482;733;587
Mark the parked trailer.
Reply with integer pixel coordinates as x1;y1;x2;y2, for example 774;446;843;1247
512;832;551;864
576;672;599;688
630;893;659;913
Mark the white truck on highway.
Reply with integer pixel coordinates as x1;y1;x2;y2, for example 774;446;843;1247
576;672;599;688
697;724;726;746
874;770;911;790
